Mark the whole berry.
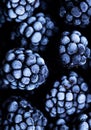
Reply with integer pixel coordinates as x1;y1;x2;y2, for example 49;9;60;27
11;12;57;51
1;96;47;130
45;71;91;120
2;0;40;22
59;30;90;68
0;48;49;90
59;0;91;27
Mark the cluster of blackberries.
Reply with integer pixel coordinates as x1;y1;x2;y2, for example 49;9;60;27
0;0;91;130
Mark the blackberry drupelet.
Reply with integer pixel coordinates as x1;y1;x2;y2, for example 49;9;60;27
59;30;90;68
1;96;47;130
2;0;40;22
59;0;91;27
45;71;91;120
0;48;49;90
10;12;57;51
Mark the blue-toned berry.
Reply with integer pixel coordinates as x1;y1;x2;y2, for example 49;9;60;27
1;96;47;130
45;71;91;120
10;12;57;51
59;31;90;68
48;118;70;130
73;110;91;130
59;0;91;27
2;0;40;22
0;48;49;91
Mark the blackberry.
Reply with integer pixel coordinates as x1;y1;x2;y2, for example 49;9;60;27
45;71;91;120
59;30;90;68
10;12;57;51
59;0;91;27
48;118;70;130
0;48;49;90
2;0;40;22
73;111;91;130
1;96;47;130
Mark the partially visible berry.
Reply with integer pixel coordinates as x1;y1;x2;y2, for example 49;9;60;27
45;71;91;120
81;57;91;70
48;118;70;130
10;12;57;51
73;110;91;130
1;96;47;130
0;48;49;91
59;0;91;27
2;0;40;22
0;6;6;28
59;30;90;68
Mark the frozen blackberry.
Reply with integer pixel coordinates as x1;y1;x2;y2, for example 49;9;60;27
1;96;47;130
59;30;90;68
73;111;91;130
10;12;57;51
0;48;49;90
48;118;70;130
59;0;91;27
2;0;40;22
45;71;91;120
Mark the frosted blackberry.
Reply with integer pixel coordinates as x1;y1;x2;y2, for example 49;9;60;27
73;111;91;130
10;12;57;51
1;96;47;130
59;0;91;27
59;30;90;68
48;118;70;130
2;0;40;22
0;48;49;90
45;71;91;120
